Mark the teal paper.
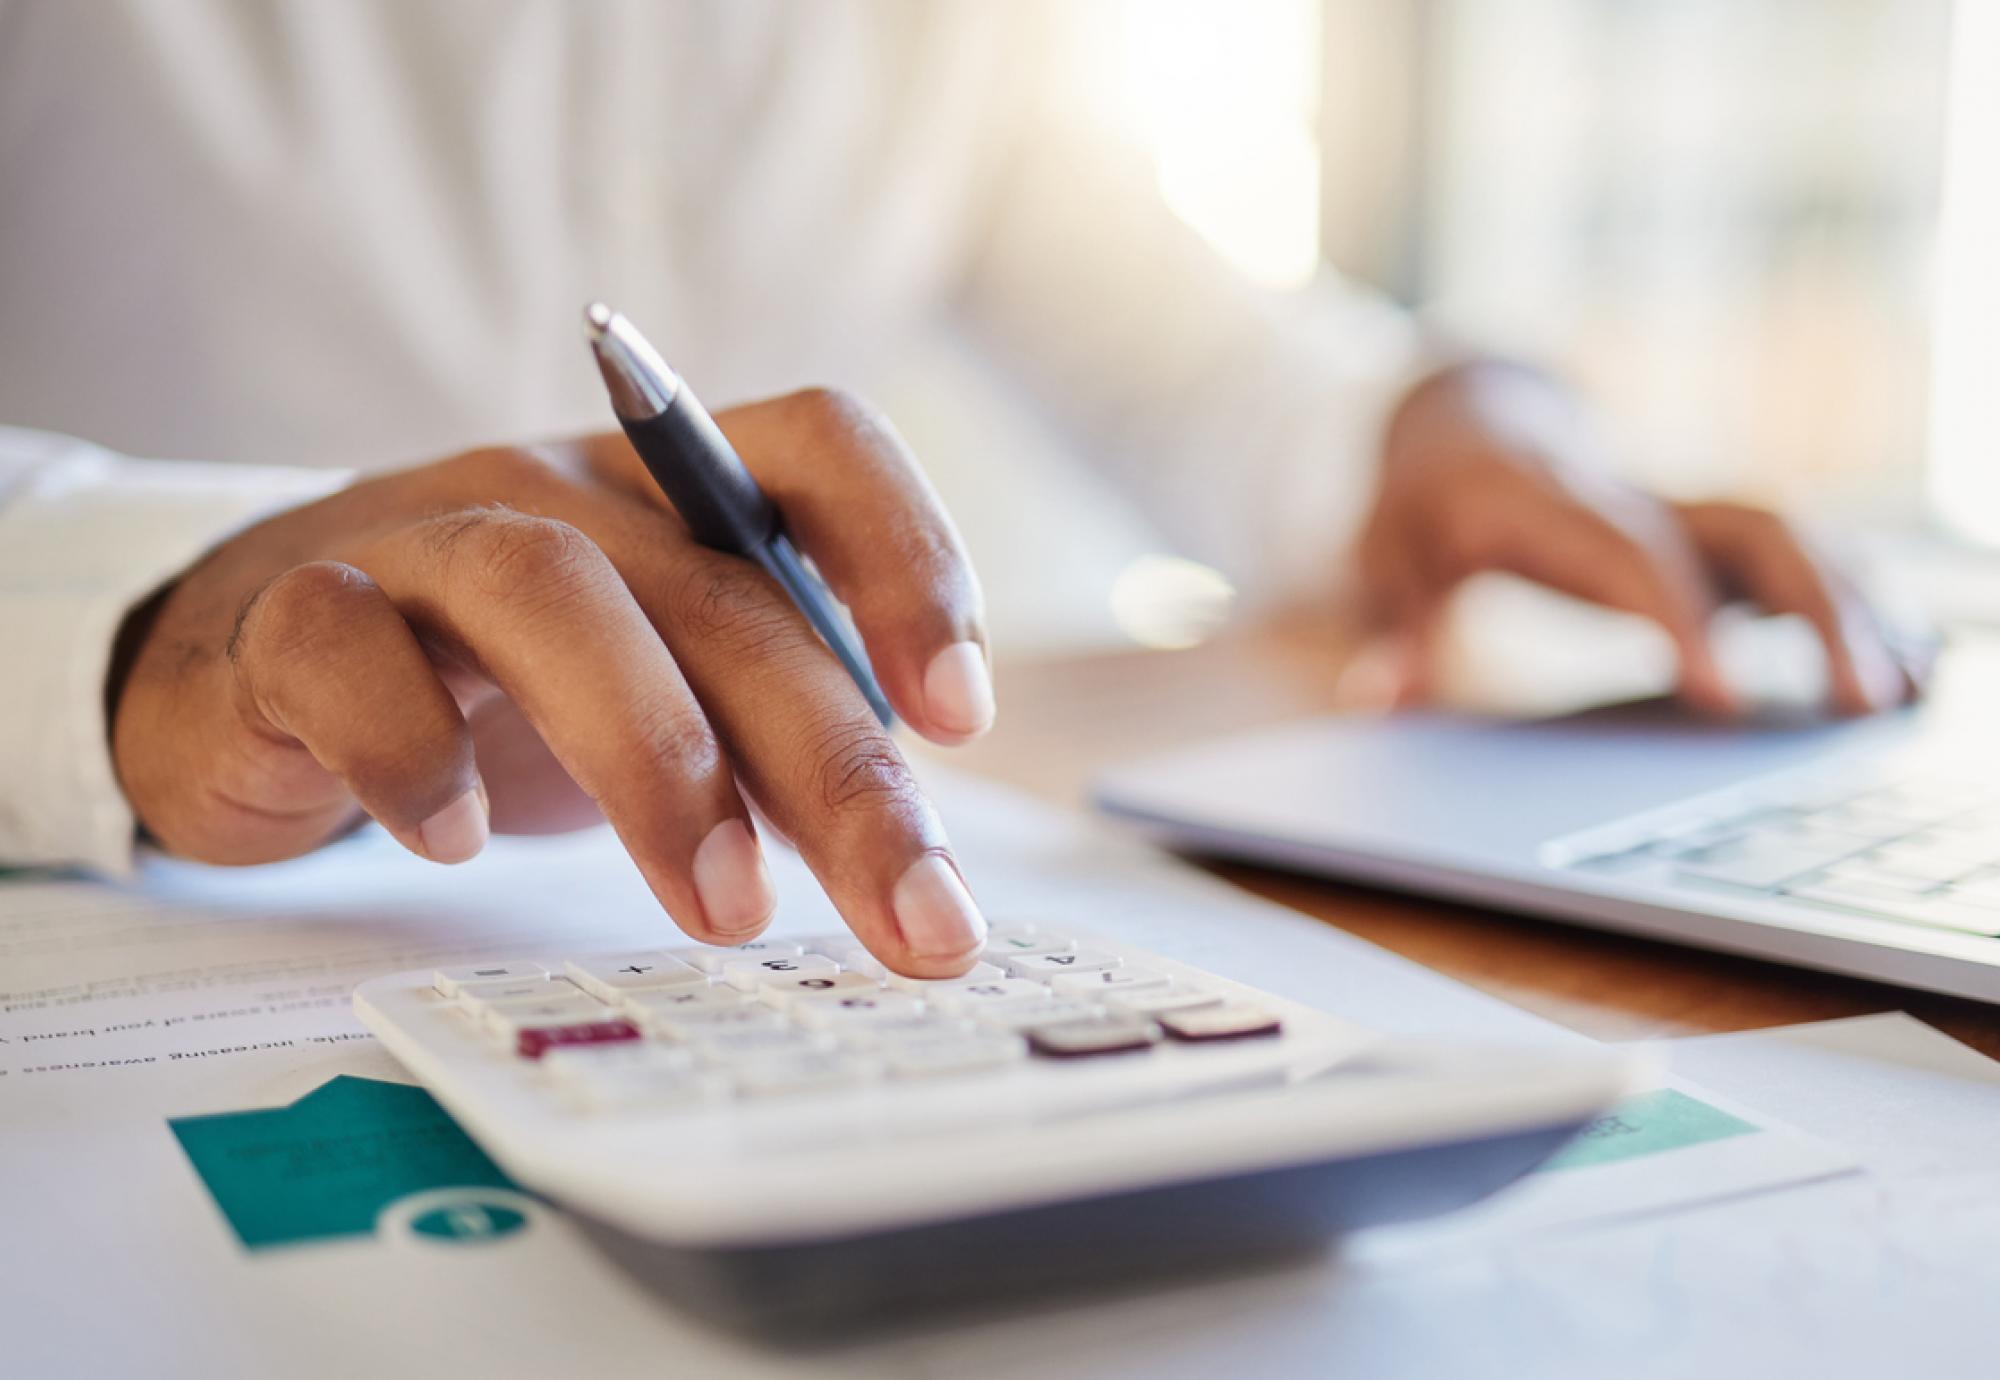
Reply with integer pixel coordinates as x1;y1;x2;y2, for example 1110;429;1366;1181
170;1075;519;1249
1543;1087;1758;1171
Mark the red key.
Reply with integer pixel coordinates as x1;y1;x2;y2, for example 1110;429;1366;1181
516;1019;640;1060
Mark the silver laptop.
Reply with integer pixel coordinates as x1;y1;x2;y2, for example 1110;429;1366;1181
1094;638;2000;1004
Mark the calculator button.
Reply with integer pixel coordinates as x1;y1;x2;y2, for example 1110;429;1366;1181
542;1045;719;1111
809;942;888;980
974;998;1103;1032
880;1032;1027;1079
542;1043;695;1077
826;1013;974;1046
689;1026;838;1063
616;984;744;1024
729;1051;882;1099
1025;1017;1159;1059
433;960;547;996
1004;950;1122;981
563;952;707;1001
642;1003;786;1040
721;953;840;991
482;995;608;1037
756;971;881;1008
670;940;805;974
1157;1004;1283;1043
982;928;1076;959
515;1018;640;1060
562;1063;727;1113
788;990;929;1028
883;961;1005;993
1105;987;1222;1018
454;977;574;1011
1048;966;1171;998
924;978;1048;1013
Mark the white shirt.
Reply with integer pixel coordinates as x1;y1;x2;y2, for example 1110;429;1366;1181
0;0;1420;872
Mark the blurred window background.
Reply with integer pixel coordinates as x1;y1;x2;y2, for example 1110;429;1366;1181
1105;0;1976;537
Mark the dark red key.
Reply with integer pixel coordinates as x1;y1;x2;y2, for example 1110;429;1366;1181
516;1019;641;1060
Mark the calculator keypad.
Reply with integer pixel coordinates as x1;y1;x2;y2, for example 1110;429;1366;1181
445;926;1285;1106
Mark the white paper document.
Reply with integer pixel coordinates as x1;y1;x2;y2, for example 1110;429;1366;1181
1659;1011;2000;1179
1;766;1579;1380
2;768;1991;1380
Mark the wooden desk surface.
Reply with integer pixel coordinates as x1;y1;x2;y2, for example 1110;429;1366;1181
928;614;2000;1060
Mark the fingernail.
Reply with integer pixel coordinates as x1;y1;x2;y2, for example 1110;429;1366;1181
923;641;995;738
892;854;987;960
693;819;777;936
419;786;489;864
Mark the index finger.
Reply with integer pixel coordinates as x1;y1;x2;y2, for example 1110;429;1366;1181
587;390;994;744
1491;494;1737;715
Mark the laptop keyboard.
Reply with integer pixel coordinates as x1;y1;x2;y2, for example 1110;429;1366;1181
431;924;1292;1113
1549;767;2000;938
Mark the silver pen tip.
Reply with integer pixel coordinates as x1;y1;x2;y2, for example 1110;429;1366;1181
581;302;681;420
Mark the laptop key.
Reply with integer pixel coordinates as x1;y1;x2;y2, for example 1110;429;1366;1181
1676;836;1863;891
1785;883;2000;936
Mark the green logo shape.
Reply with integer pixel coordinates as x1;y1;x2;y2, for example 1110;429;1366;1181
169;1075;521;1250
1542;1086;1757;1172
408;1200;529;1241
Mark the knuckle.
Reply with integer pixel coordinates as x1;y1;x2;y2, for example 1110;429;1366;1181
802;716;921;820
778;386;904;474
628;691;723;784
785;385;877;438
669;555;799;654
437;510;610;606
232;561;375;668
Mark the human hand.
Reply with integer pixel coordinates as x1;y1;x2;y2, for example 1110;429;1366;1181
107;390;996;976
1353;362;1928;715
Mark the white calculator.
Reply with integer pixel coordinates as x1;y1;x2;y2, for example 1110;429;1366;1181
356;922;1639;1327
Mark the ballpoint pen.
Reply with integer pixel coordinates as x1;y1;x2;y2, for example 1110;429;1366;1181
583;302;895;727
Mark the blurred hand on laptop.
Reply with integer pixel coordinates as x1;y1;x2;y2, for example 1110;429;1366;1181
1351;361;1929;718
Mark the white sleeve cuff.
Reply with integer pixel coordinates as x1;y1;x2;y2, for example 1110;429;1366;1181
0;428;352;874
